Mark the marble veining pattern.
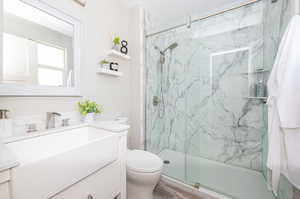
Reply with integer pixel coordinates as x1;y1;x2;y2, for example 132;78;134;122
145;1;266;172
145;0;298;198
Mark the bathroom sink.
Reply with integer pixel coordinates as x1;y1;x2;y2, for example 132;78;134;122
6;126;119;199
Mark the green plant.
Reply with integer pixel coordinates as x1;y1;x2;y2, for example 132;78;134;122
78;100;102;116
113;36;121;45
100;60;110;65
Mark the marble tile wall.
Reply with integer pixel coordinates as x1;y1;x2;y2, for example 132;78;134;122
145;0;298;198
145;1;266;171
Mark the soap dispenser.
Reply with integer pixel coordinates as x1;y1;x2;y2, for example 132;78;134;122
256;80;266;97
0;110;12;139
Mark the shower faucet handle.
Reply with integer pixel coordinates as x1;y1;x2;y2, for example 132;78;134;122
153;96;161;106
0;109;9;119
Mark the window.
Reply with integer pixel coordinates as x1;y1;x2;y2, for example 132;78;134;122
38;68;63;86
37;43;65;68
36;43;66;86
2;33;67;86
2;33;30;83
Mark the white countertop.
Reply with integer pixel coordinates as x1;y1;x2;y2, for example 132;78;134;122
0;144;18;172
0;120;129;172
91;120;130;132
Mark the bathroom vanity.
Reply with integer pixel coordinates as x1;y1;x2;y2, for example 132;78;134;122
0;144;18;199
0;123;129;199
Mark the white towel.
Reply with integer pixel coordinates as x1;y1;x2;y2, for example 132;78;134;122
275;16;300;128
284;129;300;190
267;15;300;195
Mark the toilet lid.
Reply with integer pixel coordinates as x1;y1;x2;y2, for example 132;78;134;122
127;150;163;173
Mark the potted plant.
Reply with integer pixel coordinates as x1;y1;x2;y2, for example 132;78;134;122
112;36;121;51
100;60;110;69
78;100;102;123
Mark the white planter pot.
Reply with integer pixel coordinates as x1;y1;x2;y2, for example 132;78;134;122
112;44;120;51
101;63;109;69
84;113;95;123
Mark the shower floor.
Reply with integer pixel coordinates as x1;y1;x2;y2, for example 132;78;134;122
159;149;275;199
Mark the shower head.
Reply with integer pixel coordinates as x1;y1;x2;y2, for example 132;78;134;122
155;42;178;64
154;42;178;55
162;42;178;53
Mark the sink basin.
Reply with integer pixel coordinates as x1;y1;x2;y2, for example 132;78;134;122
6;126;119;199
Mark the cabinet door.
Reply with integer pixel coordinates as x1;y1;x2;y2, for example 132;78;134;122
0;183;10;199
51;161;121;199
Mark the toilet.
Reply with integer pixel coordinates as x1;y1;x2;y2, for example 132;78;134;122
126;150;163;199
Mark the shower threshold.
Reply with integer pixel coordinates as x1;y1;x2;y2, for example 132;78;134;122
159;149;275;199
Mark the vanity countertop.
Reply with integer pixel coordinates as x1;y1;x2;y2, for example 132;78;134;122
0;143;18;172
91;120;130;133
0;120;128;173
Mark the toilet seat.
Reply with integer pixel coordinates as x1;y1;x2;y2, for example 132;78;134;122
127;150;163;173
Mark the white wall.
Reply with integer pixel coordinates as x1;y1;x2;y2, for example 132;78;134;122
128;6;145;149
0;0;131;119
291;0;300;14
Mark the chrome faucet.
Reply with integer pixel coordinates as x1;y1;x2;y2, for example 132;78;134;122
46;112;61;129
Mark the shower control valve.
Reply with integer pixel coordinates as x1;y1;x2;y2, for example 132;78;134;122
153;96;161;106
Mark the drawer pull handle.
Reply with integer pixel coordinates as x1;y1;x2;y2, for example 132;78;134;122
87;194;93;199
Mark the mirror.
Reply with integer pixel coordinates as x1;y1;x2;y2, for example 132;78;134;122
0;0;81;96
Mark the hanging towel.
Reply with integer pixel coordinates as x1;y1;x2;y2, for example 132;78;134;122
267;15;300;195
284;129;300;189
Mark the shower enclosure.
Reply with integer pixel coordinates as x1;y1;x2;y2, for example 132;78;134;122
145;0;291;198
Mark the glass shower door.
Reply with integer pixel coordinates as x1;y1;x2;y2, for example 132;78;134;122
145;1;274;198
182;2;270;198
145;31;189;183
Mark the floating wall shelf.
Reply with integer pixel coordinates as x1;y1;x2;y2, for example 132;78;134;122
107;50;131;61
241;70;270;75
244;96;268;103
96;68;123;77
246;96;267;100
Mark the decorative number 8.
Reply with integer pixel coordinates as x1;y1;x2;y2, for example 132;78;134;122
120;40;128;55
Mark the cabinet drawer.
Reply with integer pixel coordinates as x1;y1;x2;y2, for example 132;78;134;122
0;170;10;184
0;182;10;199
51;161;121;199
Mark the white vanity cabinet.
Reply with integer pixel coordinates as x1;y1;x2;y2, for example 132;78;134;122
0;170;11;199
51;161;121;199
0;183;10;199
4;125;128;199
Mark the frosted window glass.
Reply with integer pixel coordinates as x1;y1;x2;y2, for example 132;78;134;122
37;43;65;68
38;68;63;86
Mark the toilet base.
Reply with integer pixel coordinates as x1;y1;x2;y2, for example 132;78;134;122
126;169;161;199
127;182;154;199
